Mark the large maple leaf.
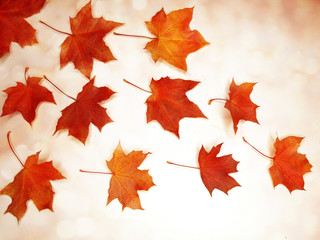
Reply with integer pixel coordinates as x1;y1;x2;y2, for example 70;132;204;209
127;77;206;138
0;0;46;57
106;143;155;210
243;136;312;192
54;78;115;144
0;132;65;222
144;7;209;71
199;143;240;195
209;78;259;133
1;69;56;125
56;1;123;78
270;136;312;192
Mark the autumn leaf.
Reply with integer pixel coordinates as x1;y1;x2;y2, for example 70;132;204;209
1;68;56;125
0;0;46;57
145;7;209;71
54;78;115;144
0;132;65;222
209;78;259;133
106;143;155;210
40;1;123;78
114;7;209;71
243;136;312;192
124;77;206;138
167;142;240;195
80;143;155;210
199;143;240;195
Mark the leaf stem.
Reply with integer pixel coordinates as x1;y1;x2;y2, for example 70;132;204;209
208;98;228;105
242;137;274;160
79;169;113;175
123;79;152;94
39;20;71;36
114;32;155;40
7;131;25;168
43;76;77;101
167;161;199;170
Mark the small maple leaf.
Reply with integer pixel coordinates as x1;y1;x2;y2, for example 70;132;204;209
1;68;56;125
41;1;123;78
209;78;259;133
0;0;46;57
199;143;240;195
0;132;65;222
106;143;155;210
54;78;115;144
243;136;312;192
167;142;240;195
124;77;206;138
145;7;209;71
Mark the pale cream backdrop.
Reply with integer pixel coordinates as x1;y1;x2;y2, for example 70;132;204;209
0;0;320;239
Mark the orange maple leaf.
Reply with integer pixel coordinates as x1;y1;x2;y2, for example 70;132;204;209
124;77;206;138
145;7;209;71
106;143;155;210
40;1;123;78
199;143;240;195
243;136;312;192
0;132;65;222
54;78;115;144
0;0;46;57
1;68;56;125
209;78;259;133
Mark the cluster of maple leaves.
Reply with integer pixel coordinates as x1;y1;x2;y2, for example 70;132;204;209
0;0;312;222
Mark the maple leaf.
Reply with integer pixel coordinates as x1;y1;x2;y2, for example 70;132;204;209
270;136;312;192
209;78;259;133
54;78;115;144
124;77;206;138
0;132;65;222
199;143;240;195
167;142;240;195
1;68;56;125
145;7;209;71
106;143;155;210
0;0;46;57
243;136;312;192
41;1;123;78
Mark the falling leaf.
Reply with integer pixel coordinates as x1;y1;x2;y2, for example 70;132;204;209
199;143;240;195
59;1;123;78
270;136;312;192
144;7;209;71
209;78;259;133
106;143;155;210
1;68;56;125
0;136;65;222
243;136;312;192
0;0;46;57
54;78;115;144
125;77;206;138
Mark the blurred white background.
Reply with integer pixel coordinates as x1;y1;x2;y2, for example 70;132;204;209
0;0;320;239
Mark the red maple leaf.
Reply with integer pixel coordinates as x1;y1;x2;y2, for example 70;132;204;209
1;68;56;125
124;77;206;138
209;78;259;133
199;143;240;195
167;142;240;195
145;7;209;71
0;0;46;57
40;1;123;78
54;78;115;144
0;132;65;222
243;136;312;192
